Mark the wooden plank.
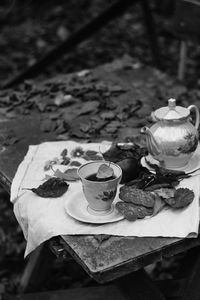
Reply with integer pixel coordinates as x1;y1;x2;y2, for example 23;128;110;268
173;0;200;41
61;235;200;283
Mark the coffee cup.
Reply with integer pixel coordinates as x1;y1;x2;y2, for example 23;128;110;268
78;161;122;215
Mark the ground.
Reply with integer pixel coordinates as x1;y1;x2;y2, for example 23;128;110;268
0;0;200;298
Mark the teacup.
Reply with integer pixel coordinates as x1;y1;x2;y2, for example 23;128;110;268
78;161;122;215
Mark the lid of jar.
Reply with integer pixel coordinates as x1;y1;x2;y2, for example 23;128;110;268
153;98;189;121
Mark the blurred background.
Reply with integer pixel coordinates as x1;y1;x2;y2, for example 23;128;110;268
0;0;197;86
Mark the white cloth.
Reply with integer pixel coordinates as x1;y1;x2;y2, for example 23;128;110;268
11;141;200;257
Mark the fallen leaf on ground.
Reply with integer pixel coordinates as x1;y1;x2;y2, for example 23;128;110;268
77;101;99;115
40;119;56;132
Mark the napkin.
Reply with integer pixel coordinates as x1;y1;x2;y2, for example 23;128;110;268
11;141;200;257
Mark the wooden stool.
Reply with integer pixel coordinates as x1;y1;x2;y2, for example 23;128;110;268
173;0;200;81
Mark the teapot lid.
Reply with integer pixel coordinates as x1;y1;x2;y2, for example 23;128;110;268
153;98;189;121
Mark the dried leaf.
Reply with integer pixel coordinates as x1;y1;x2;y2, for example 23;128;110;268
82;150;103;161
165;188;194;208
152;193;166;216
40;119;56;132
108;85;125;93
77;70;90;77
36;101;47;112
44;158;60;171
49;112;62;120
56;133;71;140
55;119;66;134
42;174;53;181
57;25;69;41
77;101;99;115
54;168;79;181
0;131;19;146
100;111;115;120
61;149;68;157
70;161;82;167
80;122;91;133
25;178;69;198
54;93;74;107
105;120;121;133
96;164;114;179
153;188;175;199
61;157;70;165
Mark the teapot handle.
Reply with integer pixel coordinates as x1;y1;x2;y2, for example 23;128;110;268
188;105;200;129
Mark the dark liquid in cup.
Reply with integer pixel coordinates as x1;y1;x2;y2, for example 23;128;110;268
86;173;116;182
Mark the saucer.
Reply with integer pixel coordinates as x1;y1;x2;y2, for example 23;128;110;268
141;145;200;174
65;191;124;224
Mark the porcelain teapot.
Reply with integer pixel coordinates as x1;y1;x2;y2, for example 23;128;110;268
141;98;200;169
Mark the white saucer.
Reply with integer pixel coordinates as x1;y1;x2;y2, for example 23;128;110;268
65;191;124;224
141;145;200;174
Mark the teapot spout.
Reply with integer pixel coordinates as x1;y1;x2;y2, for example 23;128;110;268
141;126;161;156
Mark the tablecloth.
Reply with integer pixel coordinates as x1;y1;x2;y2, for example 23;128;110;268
10;141;200;257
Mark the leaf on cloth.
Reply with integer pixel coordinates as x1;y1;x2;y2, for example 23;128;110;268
165;188;194;208
82;150;103;161
61;157;71;166
44;158;60;171
54;168;80;181
96;164;114;179
61;148;68;157
24;178;69;198
152;193;166;216
70;161;82;167
42;174;53;181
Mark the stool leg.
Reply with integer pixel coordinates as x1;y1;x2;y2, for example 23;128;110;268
141;0;162;69
115;268;166;299
178;40;187;81
174;246;200;300
19;242;55;293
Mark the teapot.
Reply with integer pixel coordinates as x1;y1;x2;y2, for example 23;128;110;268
141;98;200;169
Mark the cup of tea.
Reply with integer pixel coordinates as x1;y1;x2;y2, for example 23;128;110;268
78;161;122;215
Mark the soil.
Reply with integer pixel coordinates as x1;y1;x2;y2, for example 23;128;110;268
0;0;200;298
